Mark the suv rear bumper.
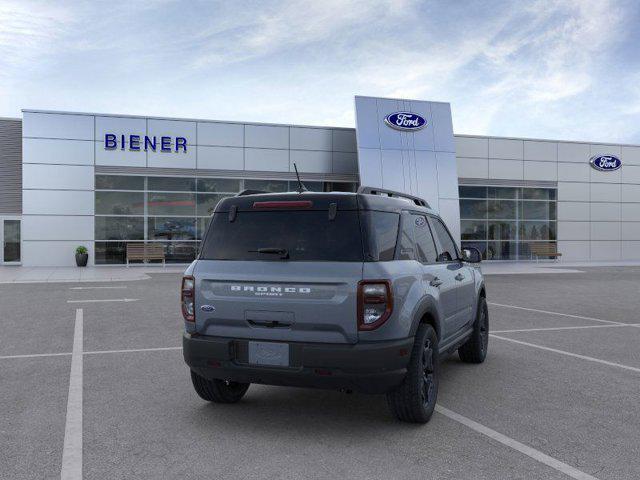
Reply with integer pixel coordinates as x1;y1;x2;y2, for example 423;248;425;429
183;333;413;394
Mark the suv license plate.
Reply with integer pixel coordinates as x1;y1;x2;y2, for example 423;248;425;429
248;341;289;367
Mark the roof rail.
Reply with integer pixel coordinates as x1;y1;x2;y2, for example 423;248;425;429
357;186;430;208
236;189;269;196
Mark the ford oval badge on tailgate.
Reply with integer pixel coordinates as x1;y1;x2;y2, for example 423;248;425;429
200;305;215;312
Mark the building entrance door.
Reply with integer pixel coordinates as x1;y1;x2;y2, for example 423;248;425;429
0;217;21;264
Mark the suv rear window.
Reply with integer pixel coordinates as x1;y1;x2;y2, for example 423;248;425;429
200;210;364;261
200;209;401;262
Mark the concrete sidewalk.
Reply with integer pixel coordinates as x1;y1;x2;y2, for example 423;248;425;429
480;259;640;275
0;265;186;283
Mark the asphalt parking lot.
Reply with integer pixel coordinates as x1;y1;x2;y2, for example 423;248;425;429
1;267;639;480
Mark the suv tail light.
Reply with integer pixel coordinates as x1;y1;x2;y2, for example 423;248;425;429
357;280;393;330
181;276;195;322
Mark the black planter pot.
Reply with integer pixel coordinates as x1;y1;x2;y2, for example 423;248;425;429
75;253;88;267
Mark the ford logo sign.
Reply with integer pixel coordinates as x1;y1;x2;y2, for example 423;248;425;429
200;305;215;312
590;155;621;171
384;112;427;131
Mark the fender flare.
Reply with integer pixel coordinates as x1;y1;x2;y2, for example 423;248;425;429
409;295;442;340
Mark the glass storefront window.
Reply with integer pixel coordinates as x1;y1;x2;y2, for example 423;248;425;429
487;200;517;219
460;199;488;219
487;187;517;199
488;221;516;240
459;186;487;199
96;191;144;215
244;179;288;192
95;175;358;263
95;175;144;190
459;186;557;260
147;192;196;216
147;176;196;192
461;220;486;240
147;217;196;240
95;217;144;240
197;178;241;193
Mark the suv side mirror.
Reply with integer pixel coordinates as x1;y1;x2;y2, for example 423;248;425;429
462;247;482;263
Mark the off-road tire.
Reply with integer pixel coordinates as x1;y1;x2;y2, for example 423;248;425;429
458;296;489;364
386;324;439;424
190;370;250;403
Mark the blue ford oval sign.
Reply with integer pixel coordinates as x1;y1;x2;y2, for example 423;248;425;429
384;112;427;131
590;155;621;171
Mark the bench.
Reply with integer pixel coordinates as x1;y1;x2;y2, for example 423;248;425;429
126;243;165;267
530;243;562;262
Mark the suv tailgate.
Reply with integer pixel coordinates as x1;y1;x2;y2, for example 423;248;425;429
194;260;362;344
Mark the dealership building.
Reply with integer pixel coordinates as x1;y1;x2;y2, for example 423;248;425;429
0;95;639;267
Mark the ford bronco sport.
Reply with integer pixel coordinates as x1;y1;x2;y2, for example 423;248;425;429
182;186;488;423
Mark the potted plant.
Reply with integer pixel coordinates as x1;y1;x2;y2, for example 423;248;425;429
75;246;88;267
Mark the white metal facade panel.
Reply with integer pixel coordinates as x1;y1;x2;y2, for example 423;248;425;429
557;222;589;240
23;164;94;190
245;125;289;149
22;241;94;267
332;152;358;174
489;138;523;160
558;162;590;182
355;96;459;242
621;146;640;165
290;128;332;151
23;138;94;166
197;146;244;170
197;122;244;147
524;141;557;161
22;190;95;215
23;112;94;140
290;150;332;174
95;143;147;167
523;161;557;181
147;149;196;169
457;157;489;178
95;116;146;142
332;130;357;153
455;136;488;158
558;142;590;163
590;241;621;260
22;215;93;241
590;203;621;222
244;148;289;171
147;119;196;143
488;159;524;180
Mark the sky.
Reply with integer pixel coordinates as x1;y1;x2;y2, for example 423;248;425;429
1;0;639;143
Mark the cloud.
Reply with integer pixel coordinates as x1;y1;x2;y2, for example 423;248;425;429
0;0;637;142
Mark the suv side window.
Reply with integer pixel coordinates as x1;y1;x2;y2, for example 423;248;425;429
397;213;416;260
413;214;437;263
429;217;459;262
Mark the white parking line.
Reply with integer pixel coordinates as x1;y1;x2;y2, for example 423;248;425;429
84;346;181;355
69;286;127;290
0;352;72;360
491;334;640;374
435;405;599;480
488;302;625;326
61;308;83;480
66;298;138;304
492;323;640;334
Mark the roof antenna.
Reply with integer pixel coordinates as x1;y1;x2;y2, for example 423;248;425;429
293;163;308;193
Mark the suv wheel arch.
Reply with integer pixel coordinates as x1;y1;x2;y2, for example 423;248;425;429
410;297;442;341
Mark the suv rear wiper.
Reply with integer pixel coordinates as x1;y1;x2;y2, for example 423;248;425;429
249;247;290;259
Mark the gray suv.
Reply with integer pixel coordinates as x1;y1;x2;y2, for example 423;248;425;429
182;186;488;423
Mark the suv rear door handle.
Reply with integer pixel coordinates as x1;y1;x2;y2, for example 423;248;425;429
455;273;465;281
429;278;443;287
